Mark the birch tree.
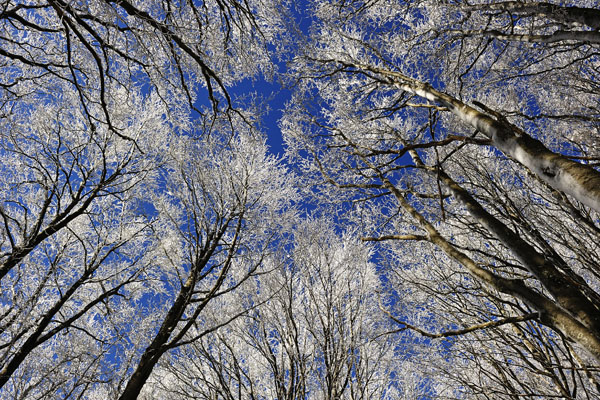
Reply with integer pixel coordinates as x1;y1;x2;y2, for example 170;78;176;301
283;0;600;397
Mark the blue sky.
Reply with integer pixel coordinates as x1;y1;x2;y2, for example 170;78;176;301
232;76;290;156
229;1;313;157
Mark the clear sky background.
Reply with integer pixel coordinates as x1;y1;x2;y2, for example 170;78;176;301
231;2;312;157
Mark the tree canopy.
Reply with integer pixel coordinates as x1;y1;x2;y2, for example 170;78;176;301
1;0;600;399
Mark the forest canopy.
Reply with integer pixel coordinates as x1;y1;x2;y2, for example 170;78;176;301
1;0;600;398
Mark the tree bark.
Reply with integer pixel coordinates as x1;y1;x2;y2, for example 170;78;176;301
461;29;600;44
434;165;600;332
347;63;600;213
381;175;600;362
460;2;600;30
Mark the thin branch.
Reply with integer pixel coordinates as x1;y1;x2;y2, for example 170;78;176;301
361;234;427;242
385;309;540;339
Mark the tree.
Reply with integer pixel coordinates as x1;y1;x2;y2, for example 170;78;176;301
117;118;296;399
137;219;410;400
1;0;292;398
0;102;296;398
0;0;284;115
0;82;170;394
282;0;600;397
4;0;600;398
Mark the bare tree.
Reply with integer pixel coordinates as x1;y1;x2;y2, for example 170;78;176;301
0;0;283;116
0;0;290;398
283;0;600;397
138;219;404;400
118;120;297;399
5;0;600;398
0;82;170;395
